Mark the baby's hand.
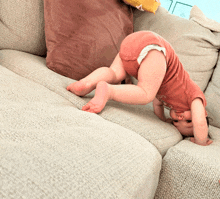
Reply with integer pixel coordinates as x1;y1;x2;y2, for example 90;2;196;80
165;118;173;124
190;137;213;146
125;75;133;84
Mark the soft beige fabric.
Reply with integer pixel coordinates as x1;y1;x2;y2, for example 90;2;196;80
155;125;220;199
0;0;46;56
189;6;220;128
0;49;182;156
0;50;162;198
98;101;182;157
133;6;220;92
190;5;220;32
205;53;220;128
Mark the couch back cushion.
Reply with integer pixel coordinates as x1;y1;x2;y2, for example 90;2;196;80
205;53;220;128
0;0;46;56
133;6;219;92
44;0;133;80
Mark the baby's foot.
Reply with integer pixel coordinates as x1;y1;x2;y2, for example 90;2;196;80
82;81;110;113
67;81;93;96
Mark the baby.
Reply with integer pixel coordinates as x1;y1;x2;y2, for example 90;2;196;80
67;31;212;146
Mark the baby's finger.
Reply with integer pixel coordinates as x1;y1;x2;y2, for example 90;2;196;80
207;139;213;145
190;137;195;143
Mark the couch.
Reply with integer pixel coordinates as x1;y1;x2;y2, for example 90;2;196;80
0;1;220;198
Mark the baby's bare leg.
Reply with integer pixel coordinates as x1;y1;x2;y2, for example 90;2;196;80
82;81;154;113
67;53;126;96
82;50;167;113
66;68;115;96
82;81;110;113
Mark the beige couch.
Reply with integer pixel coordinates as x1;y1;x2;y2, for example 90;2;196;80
1;1;220;198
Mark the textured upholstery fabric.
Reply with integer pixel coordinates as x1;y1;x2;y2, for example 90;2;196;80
190;6;220;129
0;50;182;156
205;54;220;128
44;0;133;80
0;0;46;56
190;5;220;32
0;49;162;198
133;6;219;92
155;125;220;199
1;2;220;198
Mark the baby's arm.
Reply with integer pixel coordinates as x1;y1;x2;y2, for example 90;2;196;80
153;98;173;123
191;98;212;146
153;98;166;122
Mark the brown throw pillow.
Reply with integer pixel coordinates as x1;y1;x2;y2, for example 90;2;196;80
44;0;133;80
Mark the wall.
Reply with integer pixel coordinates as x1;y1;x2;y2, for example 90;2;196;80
160;0;220;22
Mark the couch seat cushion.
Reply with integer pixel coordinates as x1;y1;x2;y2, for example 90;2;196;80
0;49;162;198
155;125;220;199
0;49;182;156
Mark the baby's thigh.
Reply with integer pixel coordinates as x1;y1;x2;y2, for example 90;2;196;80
137;50;166;99
110;53;127;82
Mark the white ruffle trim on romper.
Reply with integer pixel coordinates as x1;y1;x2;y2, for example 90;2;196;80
137;45;166;65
